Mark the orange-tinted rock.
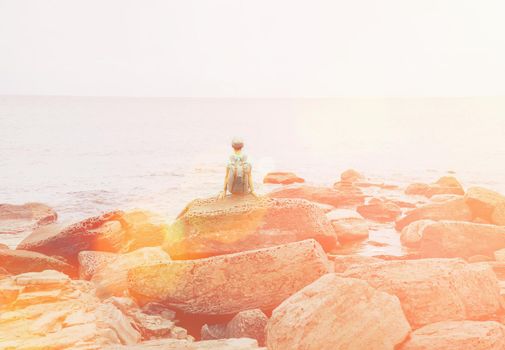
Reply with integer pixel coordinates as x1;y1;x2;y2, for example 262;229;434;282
0;243;9;250
340;169;364;183
405;177;464;198
405;183;430;196
226;309;268;346
128;240;332;315
0;249;75;276
492;202;505;226
331;218;369;243
17;211;168;266
267;274;410;350
400;220;435;248
465;187;505;222
395;198;473;231
467;255;493;263
164;196;338;259
342;258;503;328
78;250;119;280
419;221;505;258
400;320;505;350
0;203;57;234
269;184;365;207
333;255;382;273
263;172;304;185
357;199;401;223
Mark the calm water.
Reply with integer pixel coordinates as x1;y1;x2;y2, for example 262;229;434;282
1;96;505;253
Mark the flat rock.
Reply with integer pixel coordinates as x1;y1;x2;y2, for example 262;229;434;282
0;248;75;276
17;211;168;266
400;320;505;350
263;172;304;185
269;184;364;207
332;254;383;273
128;239;331;315
419;221;505;258
395;198;472;231
342;258;503;328
103;338;264;350
0;202;57;234
267;273;411;350
164;196;338;259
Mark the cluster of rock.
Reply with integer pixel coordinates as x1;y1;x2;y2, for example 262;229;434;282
3;168;505;349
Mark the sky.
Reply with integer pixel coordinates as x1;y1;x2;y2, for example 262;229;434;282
1;0;505;97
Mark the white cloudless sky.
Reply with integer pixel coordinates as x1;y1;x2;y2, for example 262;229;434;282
1;0;504;97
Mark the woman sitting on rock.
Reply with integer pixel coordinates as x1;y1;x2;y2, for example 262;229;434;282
218;137;257;199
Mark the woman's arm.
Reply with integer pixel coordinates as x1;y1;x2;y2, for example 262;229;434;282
248;167;257;197
218;167;230;199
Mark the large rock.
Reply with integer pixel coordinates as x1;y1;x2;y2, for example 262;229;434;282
330;217;369;243
0;249;75;276
341;258;503;328
128;239;332;315
400;320;505;350
465;186;505;222
226;309;268;346
263;172;304;185
332;254;383;273
418;221;505;258
17;211;168;266
340;169;364;183
395;198;473;231
164;196;338;260
78;250;119;280
404;177;464;198
92;247;171;298
357;198;401;223
492;202;505;225
0;202;57;234
266;273;411;350
400;220;435;248
269;184;364;207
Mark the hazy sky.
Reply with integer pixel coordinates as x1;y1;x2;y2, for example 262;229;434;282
1;0;504;97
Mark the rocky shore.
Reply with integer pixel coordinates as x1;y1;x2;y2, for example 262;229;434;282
2;169;505;349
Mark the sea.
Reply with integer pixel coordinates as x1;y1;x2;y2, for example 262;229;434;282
1;96;505;254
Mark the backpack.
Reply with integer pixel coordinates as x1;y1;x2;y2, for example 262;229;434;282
227;154;251;195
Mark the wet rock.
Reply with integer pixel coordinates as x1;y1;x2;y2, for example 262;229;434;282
0;202;57;234
129;239;331;315
164;196;338;259
465;187;505;222
332;254;383;273
226;309;267;346
342;258;503;328
263;172;304;185
400;220;435;248
419;221;505;258
400;320;505;350
17;211;168;266
395;198;472;231
92;247;171;298
267;273;410;350
357;198;401;222
269;184;364;207
0;248;75;276
78;250;119;280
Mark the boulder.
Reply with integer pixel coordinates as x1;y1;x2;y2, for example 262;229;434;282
341;258;503;328
201;324;227;340
404;177;464;198
340;169;364;183
332;255;382;273
465;187;505;222
0;203;57;235
92;247;171;298
269;184;364;207
0;248;75;276
78;250;119;280
400;320;505;350
405;183;430;196
395;198;473;231
263;172;304;185
492;202;505;225
357;198;401;222
226;309;268;346
17;210;168;266
0;243;10;250
266;273;410;350
128;239;331;315
400;220;435;248
164;196;338;260
418;221;505;258
331;218;369;243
